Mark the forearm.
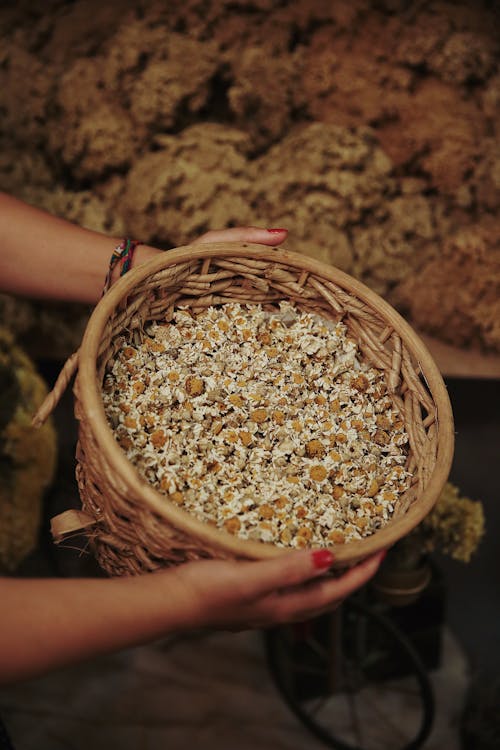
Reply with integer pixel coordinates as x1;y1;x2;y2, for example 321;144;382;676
0;550;384;685
0;192;160;304
0;570;194;685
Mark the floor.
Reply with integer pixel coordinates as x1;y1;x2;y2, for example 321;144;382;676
0;364;498;749
0;629;469;750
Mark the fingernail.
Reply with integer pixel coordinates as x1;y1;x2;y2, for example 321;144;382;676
312;550;335;570
267;228;287;234
379;549;387;562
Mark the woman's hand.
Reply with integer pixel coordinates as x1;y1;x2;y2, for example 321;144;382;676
194;226;288;246
112;226;288;292
0;550;383;686
0;191;288;302
165;549;385;631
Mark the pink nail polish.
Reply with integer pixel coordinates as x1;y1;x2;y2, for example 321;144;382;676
267;228;287;234
312;550;335;570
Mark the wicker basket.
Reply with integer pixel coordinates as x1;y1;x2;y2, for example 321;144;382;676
35;243;454;575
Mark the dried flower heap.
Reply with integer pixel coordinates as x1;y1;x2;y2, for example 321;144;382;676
102;302;412;548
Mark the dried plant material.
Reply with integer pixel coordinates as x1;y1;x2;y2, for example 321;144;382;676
393;482;485;565
227;46;304;150
0;329;57;572
1;0;498;359
103;302;412;549
122;124;255;247
421;483;485;563
252;123;394;275
394;222;500;352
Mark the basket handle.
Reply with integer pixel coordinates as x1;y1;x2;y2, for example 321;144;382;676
50;509;97;543
32;350;80;427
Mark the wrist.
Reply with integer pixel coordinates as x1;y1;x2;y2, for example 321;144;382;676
133;244;164;268
106;241;163;290
124;567;203;637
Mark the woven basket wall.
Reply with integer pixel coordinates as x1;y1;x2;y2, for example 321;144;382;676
37;243;454;575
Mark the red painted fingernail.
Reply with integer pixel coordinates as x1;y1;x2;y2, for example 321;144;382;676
312;550;335;569
267;228;287;234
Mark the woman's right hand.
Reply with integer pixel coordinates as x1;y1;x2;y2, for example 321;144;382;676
0;549;384;686
163;549;385;631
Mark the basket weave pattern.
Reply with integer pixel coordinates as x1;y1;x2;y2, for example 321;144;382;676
38;244;453;575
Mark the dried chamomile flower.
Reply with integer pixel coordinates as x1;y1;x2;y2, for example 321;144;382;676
103;302;412;549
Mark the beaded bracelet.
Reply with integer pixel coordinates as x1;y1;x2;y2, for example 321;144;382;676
102;238;141;296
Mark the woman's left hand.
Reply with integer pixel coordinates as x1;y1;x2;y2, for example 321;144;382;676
194;226;288;247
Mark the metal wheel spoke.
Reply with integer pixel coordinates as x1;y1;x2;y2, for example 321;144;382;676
306;636;330;661
345;685;364;747
376;681;422;697
292;663;330;677
264;593;435;750
307;694;332;717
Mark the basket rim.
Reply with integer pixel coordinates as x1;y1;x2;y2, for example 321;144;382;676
77;242;454;562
